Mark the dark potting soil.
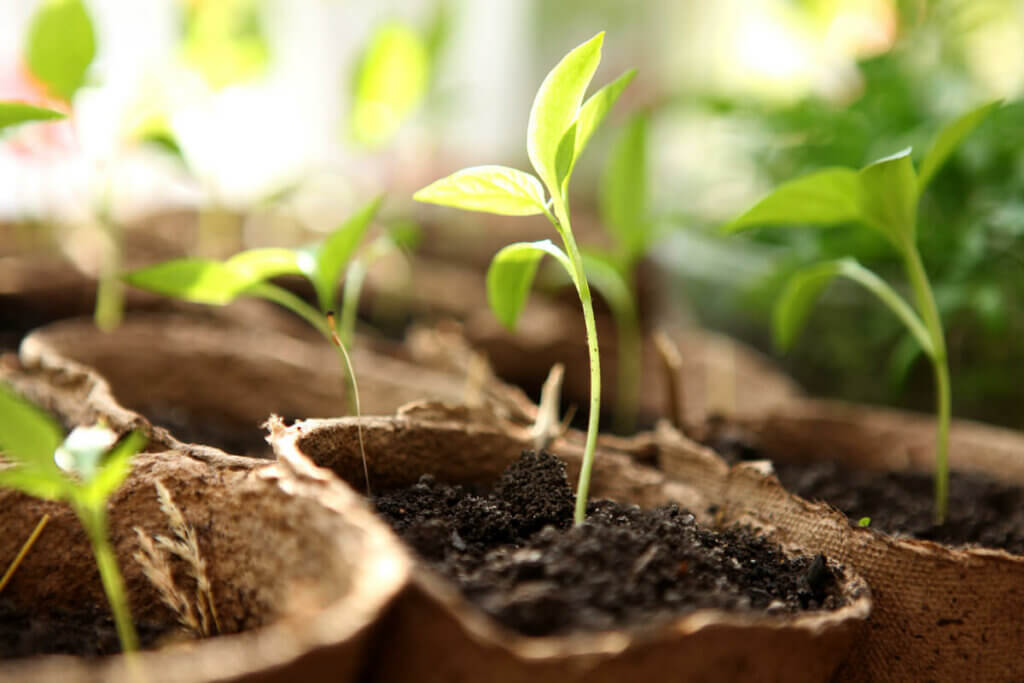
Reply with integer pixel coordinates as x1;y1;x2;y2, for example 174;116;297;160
0;599;169;659
707;426;1024;555
373;451;846;637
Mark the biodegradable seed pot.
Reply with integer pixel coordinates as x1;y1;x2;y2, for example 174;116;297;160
658;401;1024;682
267;403;871;683
0;372;409;682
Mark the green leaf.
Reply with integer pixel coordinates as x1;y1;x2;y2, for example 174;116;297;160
723;168;863;234
918;100;1001;192
182;0;269;89
858;148;918;248
350;22;429;147
554;122;578;195
304;196;383;313
580;249;636;327
573;69;636;170
79;431;145;507
487;240;573;331
414;165;547;216
123;260;251;305
0;465;70;500
0;101;65;133
25;0;96;101
527;33;604;201
0;383;63;470
226;248;303;281
600;113;649;260
774;258;933;355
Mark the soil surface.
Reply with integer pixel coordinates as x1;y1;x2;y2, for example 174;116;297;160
707;425;1024;554
0;600;170;659
374;451;846;637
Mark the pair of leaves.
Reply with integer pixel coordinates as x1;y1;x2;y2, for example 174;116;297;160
124;197;383;313
414;33;634;218
26;0;96;102
0;383;144;508
724;101;1002;250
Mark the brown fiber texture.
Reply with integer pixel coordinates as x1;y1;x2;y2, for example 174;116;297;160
656;400;1024;682
0;369;408;683
269;403;871;683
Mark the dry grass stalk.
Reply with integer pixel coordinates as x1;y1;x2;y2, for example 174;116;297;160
133;480;221;637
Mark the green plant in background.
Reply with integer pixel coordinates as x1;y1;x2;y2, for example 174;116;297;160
414;33;635;524
123;196;383;395
0;384;146;652
724;100;1001;524
182;0;270;89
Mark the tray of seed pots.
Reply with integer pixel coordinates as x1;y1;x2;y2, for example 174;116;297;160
14;305;535;460
265;398;871;683
0;360;409;683
650;397;1024;682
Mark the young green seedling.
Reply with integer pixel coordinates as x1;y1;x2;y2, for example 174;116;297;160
0;383;146;652
414;32;635;524
123;198;383;489
723;100;1001;524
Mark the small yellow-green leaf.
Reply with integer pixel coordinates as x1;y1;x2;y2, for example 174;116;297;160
183;0;270;88
527;33;604;201
554;122;577;195
0;383;63;470
414;165;547;216
918;100;1001;192
0;101;65;133
25;0;96;101
309;196;384;312
350;22;429;148
723;168;863;234
123;260;250;305
487;240;573;331
858;148;917;248
773;260;846;351
600;113;649;260
226;248;303;281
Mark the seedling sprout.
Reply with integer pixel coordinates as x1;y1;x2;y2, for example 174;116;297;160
414;33;635;524
723;101;1001;524
0;383;146;652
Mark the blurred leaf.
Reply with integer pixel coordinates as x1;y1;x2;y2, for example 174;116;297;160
528;32;603;201
580;249;635;324
79;431;144;507
487;240;573;331
387;218;422;252
25;0;96;101
918;100;1001;192
858;149;918;248
226;248;303;281
0;384;63;470
0;465;70;500
774;258;933;355
351;22;429;147
886;333;923;396
0;101;65;133
307;196;383;312
723;168;863;233
183;0;269;88
554;122;577;194
423;0;452;66
601;113;649;261
414;165;547;216
123;260;255;305
563;68;635;191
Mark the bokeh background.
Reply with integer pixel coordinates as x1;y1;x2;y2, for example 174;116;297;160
3;0;1024;427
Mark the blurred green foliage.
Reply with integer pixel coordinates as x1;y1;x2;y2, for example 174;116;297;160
25;0;96;102
182;0;270;88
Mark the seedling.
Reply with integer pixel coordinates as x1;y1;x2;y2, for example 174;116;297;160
414;33;635;524
0;101;65;132
0;383;146;652
123;198;384;489
723;100;1001;524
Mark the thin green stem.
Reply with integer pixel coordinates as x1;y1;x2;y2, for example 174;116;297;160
76;503;138;652
903;245;951;523
94;202;124;332
548;202;601;525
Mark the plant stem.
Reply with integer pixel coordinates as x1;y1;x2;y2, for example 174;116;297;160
76;503;138;652
609;287;641;435
903;246;951;523
548;203;601;525
94;202;124;332
340;260;367;349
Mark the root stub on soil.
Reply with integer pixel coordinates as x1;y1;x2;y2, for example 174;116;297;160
375;450;846;637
